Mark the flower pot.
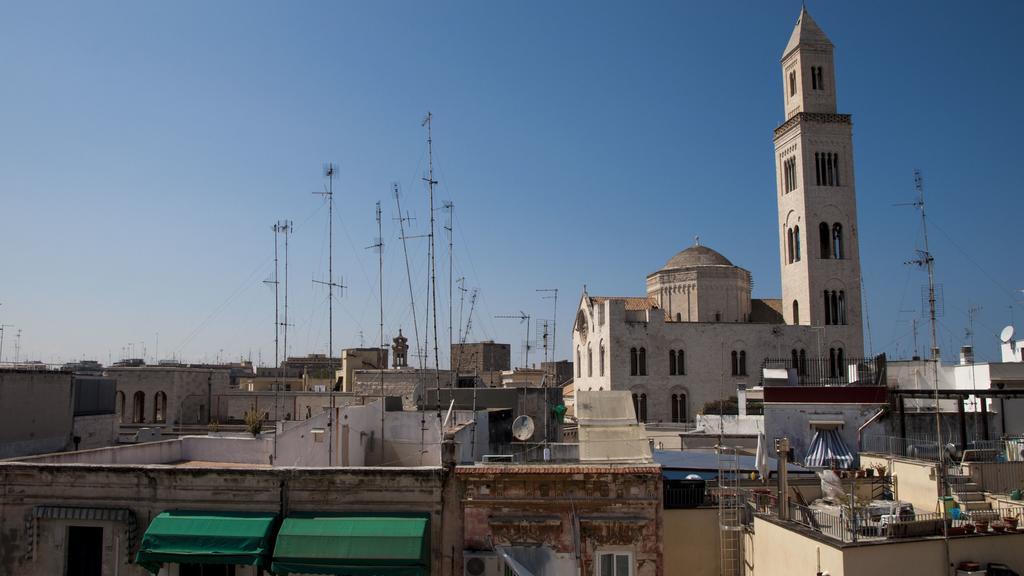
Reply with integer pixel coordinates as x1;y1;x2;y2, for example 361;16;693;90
991;522;1006;533
964;523;976;534
975;521;989;533
865;469;875;477
948;526;967;536
1004;517;1019;530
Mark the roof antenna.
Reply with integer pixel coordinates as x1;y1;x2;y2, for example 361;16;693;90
694;235;700;246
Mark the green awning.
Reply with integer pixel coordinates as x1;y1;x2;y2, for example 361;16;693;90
134;510;277;574
271;513;429;575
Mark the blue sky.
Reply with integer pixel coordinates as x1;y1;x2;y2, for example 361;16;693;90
1;1;1022;366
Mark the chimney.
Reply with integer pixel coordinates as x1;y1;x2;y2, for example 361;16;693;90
960;346;974;366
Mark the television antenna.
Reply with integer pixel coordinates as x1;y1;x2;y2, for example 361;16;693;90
0;324;12;364
537;288;558;365
496;311;531;368
313;163;345;358
898;169;939;360
393;183;425;368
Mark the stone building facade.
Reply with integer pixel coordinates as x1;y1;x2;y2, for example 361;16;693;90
108;366;234;428
573;10;865;424
458;464;663;576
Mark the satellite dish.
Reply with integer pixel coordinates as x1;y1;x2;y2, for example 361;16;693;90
1001;325;1016;343
512;415;535;441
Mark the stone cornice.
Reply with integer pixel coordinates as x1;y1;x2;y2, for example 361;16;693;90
774;112;852;138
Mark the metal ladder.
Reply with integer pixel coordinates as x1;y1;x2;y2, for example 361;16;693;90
718;445;743;576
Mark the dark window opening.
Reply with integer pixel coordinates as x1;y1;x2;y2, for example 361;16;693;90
66;526;103;576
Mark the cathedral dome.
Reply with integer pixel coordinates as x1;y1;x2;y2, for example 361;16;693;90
661;245;733;270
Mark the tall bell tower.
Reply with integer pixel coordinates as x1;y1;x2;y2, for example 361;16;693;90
774;8;864;357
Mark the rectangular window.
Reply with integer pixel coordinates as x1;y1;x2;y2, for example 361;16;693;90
66;526;103;576
789;71;796;97
598;552;633;576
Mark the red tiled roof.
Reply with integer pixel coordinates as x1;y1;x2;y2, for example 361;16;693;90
589;296;659;311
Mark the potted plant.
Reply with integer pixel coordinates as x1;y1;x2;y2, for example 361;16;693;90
865;468;875;477
991;521;1006;533
1004;515;1019;530
975;519;989;533
872;463;888;477
964;523;976;534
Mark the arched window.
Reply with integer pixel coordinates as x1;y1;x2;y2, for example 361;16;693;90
576;347;581;378
829;348;837;379
819;222;831;259
838;291;846;324
638;348;647;376
639;393;648;423
677;350;685;375
832;223;844;259
731;351;739;376
671;393;687;423
153;391;167;423
630;348;638;376
799;349;807;376
116;391;125;424
669;350;677;376
587;346;593;377
794;225;801;261
632;393;640;422
791;349;799;370
132;391;145;424
830;291;839;326
739;351;747;376
787;228;794;264
824;290;832;325
793;299;800;325
837;347;846;380
599;340;605;377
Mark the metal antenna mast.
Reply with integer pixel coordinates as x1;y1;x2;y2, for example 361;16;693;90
423;112;442;417
496;312;531;368
537;288;558;367
0;324;12;364
281;220;294;363
393;183;424;368
314;163;344;358
264;223;282;377
368;201;386;459
902;169;939;360
444;201;454;386
900;169;948;508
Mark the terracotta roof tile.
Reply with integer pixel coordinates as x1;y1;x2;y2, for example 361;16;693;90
589;297;659;311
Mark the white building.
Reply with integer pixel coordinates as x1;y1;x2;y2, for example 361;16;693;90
573;8;865;423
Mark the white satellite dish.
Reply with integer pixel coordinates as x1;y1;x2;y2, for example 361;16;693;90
512;415;535;441
1001;325;1015;344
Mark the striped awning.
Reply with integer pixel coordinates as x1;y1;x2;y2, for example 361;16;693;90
25;506;137;564
804;428;855;469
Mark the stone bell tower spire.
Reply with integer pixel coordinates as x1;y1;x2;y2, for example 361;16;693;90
774;7;864;358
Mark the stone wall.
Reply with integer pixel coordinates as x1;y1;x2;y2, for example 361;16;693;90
0;463;452;576
0;370;74;458
456;464;663;576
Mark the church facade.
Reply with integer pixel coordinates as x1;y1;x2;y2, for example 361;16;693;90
572;8;865;423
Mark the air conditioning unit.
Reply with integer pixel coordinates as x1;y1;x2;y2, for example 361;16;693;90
464;551;502;576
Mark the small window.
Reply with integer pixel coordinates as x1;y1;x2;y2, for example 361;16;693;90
638;348;647;376
678;349;685;375
789;71;797;97
792;300;800;325
630;348;638;376
587;346;593;377
794;225;801;261
731;351;739;376
832;223;844;259
819;222;831;259
739;351;747;376
669;350;677;376
599;552;633;576
599;341;606;377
